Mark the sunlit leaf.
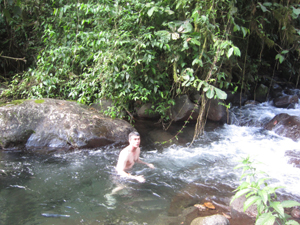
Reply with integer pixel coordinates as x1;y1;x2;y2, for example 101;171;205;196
227;47;234;58
258;2;269;13
270;201;284;217
147;6;156;17
244;195;261;211
281;200;300;208
214;88;227;99
171;32;180;40
206;87;214;99
275;54;285;63
256;213;276;225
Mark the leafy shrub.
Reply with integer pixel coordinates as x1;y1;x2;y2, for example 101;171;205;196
231;156;300;225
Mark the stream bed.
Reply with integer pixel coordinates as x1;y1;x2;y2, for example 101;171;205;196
0;101;300;225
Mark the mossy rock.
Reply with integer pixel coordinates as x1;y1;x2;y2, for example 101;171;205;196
0;99;27;107
0;98;135;152
34;99;45;104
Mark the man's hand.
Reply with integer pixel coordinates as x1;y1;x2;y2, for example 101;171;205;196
148;163;155;169
135;175;146;183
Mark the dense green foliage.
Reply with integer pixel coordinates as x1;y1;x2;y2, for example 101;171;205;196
1;0;300;119
231;157;300;225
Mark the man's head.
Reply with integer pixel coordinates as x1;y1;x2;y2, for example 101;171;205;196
128;131;140;148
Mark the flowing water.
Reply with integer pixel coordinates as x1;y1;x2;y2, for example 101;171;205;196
1;100;300;225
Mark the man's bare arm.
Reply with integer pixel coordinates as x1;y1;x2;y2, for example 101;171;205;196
136;158;155;169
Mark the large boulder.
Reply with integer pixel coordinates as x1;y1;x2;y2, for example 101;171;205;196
191;215;229;225
137;103;160;119
264;113;300;141
0;99;135;151
170;95;228;123
273;95;299;108
255;84;269;102
206;99;228;123
170;95;200;122
225;91;248;107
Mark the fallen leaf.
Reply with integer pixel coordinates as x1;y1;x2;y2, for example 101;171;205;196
204;202;215;209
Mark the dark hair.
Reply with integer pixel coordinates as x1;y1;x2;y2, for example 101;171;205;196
129;131;140;140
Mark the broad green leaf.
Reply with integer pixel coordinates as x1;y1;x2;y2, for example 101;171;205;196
197;81;204;91
270;201;284;217
165;9;174;15
263;2;272;7
192;58;203;67
233;24;240;32
256;213;275;225
171;32;180;40
227;47;234;58
258;189;268;205
233;46;241;57
281;200;300;208
241;27;247;38
206;87;214;99
230;188;251;204
258;2;269;13
244;195;261;211
275;54;285;63
190;38;201;46
281;50;289;54
147;7;156;17
178;21;193;33
257;177;270;187
215;88;227;100
286;220;300;225
292;6;300;16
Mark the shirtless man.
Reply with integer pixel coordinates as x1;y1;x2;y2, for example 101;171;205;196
116;131;155;183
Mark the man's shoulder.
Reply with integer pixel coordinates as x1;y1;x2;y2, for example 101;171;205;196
119;146;129;156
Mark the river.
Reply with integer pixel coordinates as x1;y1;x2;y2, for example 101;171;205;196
0;100;300;225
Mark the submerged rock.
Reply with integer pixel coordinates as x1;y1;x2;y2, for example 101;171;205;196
264;113;300;141
0;99;135;152
190;214;230;225
285;150;300;168
291;208;300;219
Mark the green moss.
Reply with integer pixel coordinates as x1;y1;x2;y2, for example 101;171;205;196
0;99;27;107
34;99;45;104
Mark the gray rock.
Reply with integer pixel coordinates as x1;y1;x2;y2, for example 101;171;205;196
190;214;230;225
90;99;114;112
264;113;300;141
231;194;257;218
291;208;300;218
273;95;299;108
170;95;200;122
255;84;268;102
285;150;300;168
137;103;160;119
0;99;135;151
206;99;228;123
